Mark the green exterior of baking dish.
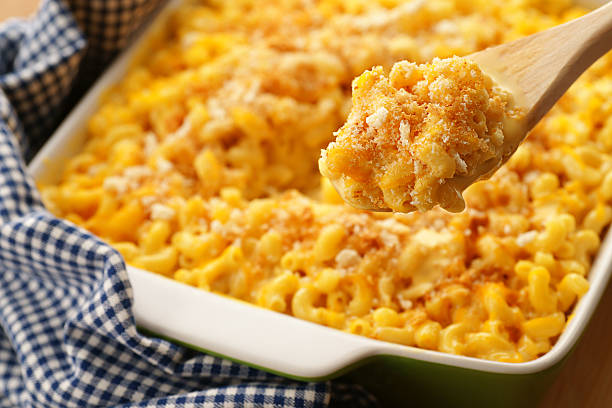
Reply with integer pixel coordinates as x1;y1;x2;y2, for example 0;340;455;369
342;354;567;407
139;326;575;408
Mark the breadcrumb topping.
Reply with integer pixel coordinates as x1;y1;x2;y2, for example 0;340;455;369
319;56;523;213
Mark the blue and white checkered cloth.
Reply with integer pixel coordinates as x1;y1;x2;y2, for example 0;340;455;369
0;1;379;406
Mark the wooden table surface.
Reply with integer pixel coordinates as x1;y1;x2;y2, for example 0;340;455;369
0;0;40;23
540;279;612;407
2;1;612;407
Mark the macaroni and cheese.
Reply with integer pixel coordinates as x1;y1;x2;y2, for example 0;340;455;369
319;56;523;213
40;0;611;363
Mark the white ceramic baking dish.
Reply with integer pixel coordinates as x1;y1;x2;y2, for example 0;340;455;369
28;1;612;406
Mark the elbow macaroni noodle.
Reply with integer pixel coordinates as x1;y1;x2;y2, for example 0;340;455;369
40;0;612;362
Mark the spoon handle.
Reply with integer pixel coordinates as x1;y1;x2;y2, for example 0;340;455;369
470;1;612;131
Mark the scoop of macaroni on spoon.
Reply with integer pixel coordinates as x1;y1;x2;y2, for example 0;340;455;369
319;1;612;213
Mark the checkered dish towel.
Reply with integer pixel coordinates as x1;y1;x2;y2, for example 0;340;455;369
0;1;379;407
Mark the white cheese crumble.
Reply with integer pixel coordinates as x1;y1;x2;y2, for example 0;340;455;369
335;249;361;269
144;132;158;157
366;107;389;129
181;32;200;48
377;218;412;235
398;296;413;310
207;100;228;120
229;209;242;222
348;0;425;30
434;20;458;35
210;220;224;234
150;203;175;221
172;118;192;140
156;157;173;173
399;121;411;147
103;176;129;195
410;189;422;207
516;230;537;247
380;230;399;248
140;196;156;207
124;166;152;180
453;152;467;174
491;128;504;146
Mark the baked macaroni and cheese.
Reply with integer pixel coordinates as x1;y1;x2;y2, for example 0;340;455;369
40;0;611;363
319;56;524;213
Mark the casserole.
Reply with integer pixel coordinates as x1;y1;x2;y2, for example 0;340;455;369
29;0;612;406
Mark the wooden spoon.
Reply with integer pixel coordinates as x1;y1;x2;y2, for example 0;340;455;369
438;1;612;200
469;0;612;140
